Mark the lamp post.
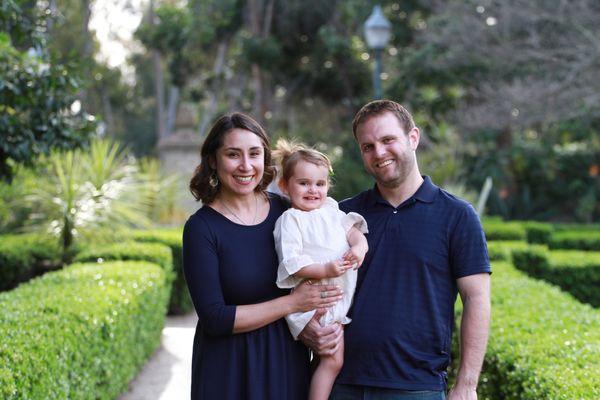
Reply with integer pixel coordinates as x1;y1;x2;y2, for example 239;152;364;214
364;5;392;99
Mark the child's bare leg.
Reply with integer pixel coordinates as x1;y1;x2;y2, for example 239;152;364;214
308;334;344;400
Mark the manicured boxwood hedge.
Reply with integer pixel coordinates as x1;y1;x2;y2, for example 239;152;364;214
553;223;600;232
0;261;169;400
512;246;600;307
483;221;526;241
128;229;192;314
476;262;599;399
520;221;554;244
486;240;529;261
0;233;62;291
549;231;600;251
74;241;174;278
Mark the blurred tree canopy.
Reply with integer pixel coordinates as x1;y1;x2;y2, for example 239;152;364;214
0;0;95;182
420;0;600;221
423;0;600;133
2;0;598;221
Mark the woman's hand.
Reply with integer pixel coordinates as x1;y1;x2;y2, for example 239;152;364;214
325;259;353;277
290;280;343;313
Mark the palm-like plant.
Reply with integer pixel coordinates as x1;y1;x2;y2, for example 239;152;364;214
25;139;152;261
138;157;182;224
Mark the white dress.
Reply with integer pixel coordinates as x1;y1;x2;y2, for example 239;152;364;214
273;197;368;339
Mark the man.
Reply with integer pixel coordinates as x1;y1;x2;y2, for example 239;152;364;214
299;100;491;400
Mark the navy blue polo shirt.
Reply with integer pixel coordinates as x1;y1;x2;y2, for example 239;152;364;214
338;176;490;390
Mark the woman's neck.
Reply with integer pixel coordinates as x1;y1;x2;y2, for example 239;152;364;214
217;190;259;211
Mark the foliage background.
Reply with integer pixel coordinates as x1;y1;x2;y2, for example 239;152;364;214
1;0;599;224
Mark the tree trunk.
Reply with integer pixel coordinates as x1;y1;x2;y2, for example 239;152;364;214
46;0;57;32
79;0;93;105
247;0;274;122
101;89;115;136
150;0;167;142
153;51;167;141
166;86;180;136
251;64;265;121
81;0;92;58
198;40;229;136
227;73;247;111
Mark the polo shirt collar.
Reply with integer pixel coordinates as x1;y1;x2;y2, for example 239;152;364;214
413;175;437;203
366;175;438;207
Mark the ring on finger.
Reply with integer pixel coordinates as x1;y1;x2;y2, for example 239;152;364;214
320;292;326;299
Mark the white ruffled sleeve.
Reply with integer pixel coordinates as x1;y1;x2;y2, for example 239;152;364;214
341;212;369;235
274;211;315;288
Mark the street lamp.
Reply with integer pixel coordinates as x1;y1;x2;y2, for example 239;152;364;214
364;5;392;99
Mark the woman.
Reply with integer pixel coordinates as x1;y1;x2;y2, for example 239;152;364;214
183;112;343;400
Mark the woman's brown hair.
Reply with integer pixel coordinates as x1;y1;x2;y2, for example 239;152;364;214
189;112;276;203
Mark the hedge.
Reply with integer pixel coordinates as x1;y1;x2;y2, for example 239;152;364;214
483;221;526;241
512;246;600;307
520;221;554;244
74;241;174;278
472;262;599;399
486;240;529;262
553;223;600;232
128;229;191;314
0;233;62;291
0;261;169;400
549;231;600;251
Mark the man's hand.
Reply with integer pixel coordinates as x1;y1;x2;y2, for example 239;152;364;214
447;384;477;400
298;309;343;355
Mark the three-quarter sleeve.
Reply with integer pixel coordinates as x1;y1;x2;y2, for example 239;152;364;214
273;212;314;288
341;211;369;235
183;215;236;336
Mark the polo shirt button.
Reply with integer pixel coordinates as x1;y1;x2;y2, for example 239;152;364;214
393;210;398;214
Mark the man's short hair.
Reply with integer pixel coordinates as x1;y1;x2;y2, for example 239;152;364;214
352;100;415;138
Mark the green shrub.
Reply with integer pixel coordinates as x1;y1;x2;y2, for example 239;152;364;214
512;246;600;307
74;241;174;277
129;229;191;314
482;216;503;223
486;240;530;261
521;221;554;244
483;221;526;241
511;245;550;276
0;233;62;291
0;261;169;400
553;223;600;232
549;231;600;251
477;262;599;399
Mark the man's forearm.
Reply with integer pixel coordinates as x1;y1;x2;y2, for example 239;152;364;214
456;291;491;389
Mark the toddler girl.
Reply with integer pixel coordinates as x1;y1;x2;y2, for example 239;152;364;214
273;139;369;400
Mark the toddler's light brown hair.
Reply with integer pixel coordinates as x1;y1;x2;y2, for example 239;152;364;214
273;139;333;185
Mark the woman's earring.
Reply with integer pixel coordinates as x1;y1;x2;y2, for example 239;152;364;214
209;172;219;188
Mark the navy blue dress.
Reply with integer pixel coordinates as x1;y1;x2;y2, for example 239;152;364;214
183;193;310;400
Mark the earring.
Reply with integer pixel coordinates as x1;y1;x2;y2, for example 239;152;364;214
209;172;219;188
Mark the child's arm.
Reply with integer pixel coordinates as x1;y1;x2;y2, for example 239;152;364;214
276;212;353;285
294;259;353;280
343;226;369;268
